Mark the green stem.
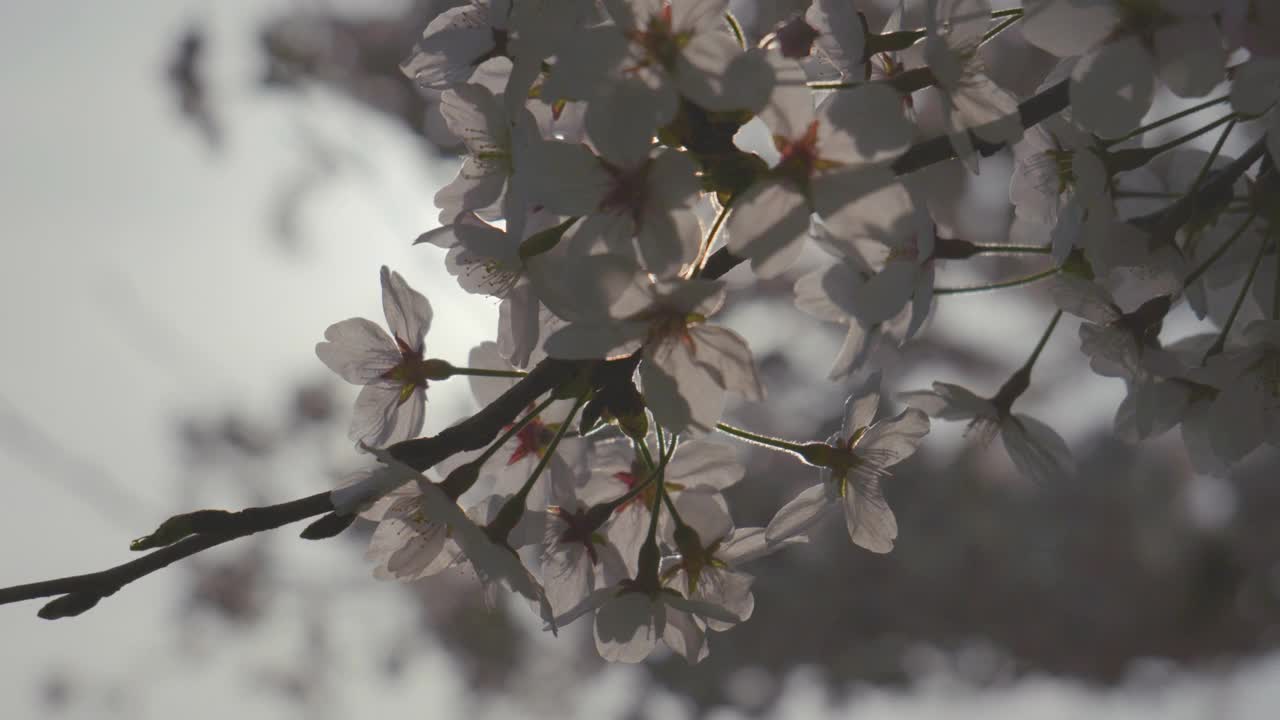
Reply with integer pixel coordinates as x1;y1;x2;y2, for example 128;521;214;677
1186;117;1237;196
980;12;1022;46
692;202;730;278
933;266;1060;295
1113;190;1186;199
1204;233;1270;361
635;459;667;590
1104;95;1231;146
448;367;527;379
1183;208;1258;288
969;244;1053;255
1022;310;1063;375
990;8;1023;20
486;393;588;541
715;422;809;457
1142;113;1237;158
808;67;934;94
633;436;656;471
474;395;557;468
724;12;746;50
598;444;675;515
1273;237;1279;322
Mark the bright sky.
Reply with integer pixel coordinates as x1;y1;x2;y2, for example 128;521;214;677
0;2;1275;719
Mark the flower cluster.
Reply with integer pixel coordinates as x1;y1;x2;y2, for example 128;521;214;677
312;0;1280;664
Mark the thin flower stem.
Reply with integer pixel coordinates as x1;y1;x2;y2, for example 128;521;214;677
990;7;1023;19
1204;233;1270;360
1113;190;1186;199
1143;113;1238;158
933;266;1059;295
1105;95;1231;146
715;422;809;457
661;487;681;522
807;67;934;93
600;449;671;515
980;13;1022;46
1187;117;1237;196
969;244;1053;255
1273;237;1280;322
691;202;731;279
635;454;668;589
634;435;656;471
449;367;527;379
1183;208;1259;288
520;394;589;499
488;393;589;540
725;12;746;50
1022;310;1063;374
474;396;558;467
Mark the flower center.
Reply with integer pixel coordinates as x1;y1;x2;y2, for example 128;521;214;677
627;4;689;74
549;506;603;565
378;336;432;406
505;415;556;464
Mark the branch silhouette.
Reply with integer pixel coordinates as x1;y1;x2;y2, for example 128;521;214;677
7;77;1263;621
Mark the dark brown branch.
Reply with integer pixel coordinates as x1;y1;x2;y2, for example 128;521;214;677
0;79;1101;620
0;492;332;616
0;357;590;618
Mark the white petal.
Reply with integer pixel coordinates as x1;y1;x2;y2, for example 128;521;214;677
724;178;810;278
663;589;743;625
543;320;647;360
594;592;661;663
818;84;913;163
843;478;897;553
1001;414;1074;484
316;318;399;384
380;266;432;349
350;382;424;448
643;339;727;435
857;408;930;467
1070;39;1156;140
666;440;744;490
691;325;765;401
842;372;882;434
1021;0;1118;58
765;483;834;543
525;140;611;216
674;490;734;545
662;606;710;663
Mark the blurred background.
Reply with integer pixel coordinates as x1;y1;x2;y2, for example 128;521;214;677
2;1;1279;718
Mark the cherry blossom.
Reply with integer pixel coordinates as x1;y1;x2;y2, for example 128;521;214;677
922;0;1023;171
724;53;914;277
315;266;435;448
1022;0;1227;138
793;223;917;379
544;277;764;434
901;381;1074;485
767;375;930;551
525;138;703;277
581;436;744;574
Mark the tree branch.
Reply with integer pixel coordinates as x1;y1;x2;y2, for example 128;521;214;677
0;492;332;617
13;77;1189;622
0;358;585;618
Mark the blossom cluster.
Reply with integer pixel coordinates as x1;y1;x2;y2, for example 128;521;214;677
314;0;1280;664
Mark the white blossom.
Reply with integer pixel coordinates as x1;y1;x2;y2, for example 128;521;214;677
316;266;435;448
767;375;930;551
